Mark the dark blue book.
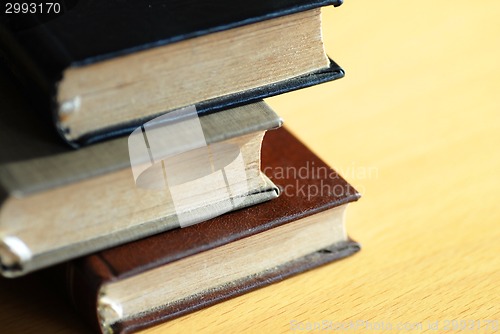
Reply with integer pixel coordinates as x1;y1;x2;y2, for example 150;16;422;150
0;0;343;146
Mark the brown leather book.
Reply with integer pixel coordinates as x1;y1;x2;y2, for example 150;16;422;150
64;128;361;334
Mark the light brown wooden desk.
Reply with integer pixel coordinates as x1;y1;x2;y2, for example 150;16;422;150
2;1;499;333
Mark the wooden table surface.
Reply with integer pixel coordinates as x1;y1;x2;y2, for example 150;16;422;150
2;1;499;333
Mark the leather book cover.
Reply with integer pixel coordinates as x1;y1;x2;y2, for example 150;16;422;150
63;127;361;333
0;0;344;145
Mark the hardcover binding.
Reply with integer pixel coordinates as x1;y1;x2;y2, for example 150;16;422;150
0;0;344;146
63;127;361;333
116;240;360;334
81;59;344;145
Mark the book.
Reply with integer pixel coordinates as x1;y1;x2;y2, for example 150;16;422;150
0;0;344;145
0;67;282;277
62;127;361;334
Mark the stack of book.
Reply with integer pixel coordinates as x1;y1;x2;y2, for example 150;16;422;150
0;1;360;333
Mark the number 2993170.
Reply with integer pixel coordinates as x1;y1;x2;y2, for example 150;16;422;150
5;3;62;14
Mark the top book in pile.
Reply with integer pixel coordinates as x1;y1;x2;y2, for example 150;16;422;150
0;0;344;145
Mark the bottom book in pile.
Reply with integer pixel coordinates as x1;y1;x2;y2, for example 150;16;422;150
54;127;361;334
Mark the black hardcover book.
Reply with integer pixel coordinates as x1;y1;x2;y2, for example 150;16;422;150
0;0;343;146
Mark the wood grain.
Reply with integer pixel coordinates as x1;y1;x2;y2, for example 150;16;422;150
1;0;499;332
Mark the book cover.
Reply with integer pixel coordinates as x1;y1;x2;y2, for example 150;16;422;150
63;127;360;333
0;0;344;145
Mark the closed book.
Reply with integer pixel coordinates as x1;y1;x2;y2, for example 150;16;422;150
0;0;343;145
62;127;361;334
0;68;281;277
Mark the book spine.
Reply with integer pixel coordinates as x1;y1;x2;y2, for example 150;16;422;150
64;255;115;334
0;26;64;145
0;25;55;94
